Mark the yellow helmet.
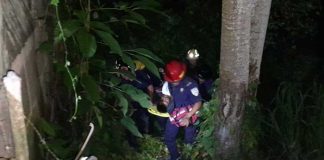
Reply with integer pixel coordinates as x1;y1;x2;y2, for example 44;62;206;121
134;60;145;71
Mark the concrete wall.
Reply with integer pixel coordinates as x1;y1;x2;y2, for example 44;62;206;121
0;0;50;159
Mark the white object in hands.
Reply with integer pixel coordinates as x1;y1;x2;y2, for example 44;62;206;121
3;71;22;102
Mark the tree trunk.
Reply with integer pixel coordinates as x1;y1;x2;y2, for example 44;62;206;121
249;0;272;86
216;0;252;159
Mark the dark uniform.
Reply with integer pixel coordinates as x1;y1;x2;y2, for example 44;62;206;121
197;65;214;101
122;68;153;149
129;69;152;133
164;77;201;160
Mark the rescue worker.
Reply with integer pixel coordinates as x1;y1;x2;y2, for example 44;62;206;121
147;66;169;136
197;66;214;102
119;60;154;149
131;60;154;134
161;60;202;160
185;48;214;101
184;49;200;82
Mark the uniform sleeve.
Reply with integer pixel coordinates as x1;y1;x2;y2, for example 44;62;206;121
187;81;202;105
137;71;152;87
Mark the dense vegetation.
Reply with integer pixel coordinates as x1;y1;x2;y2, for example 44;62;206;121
37;0;323;159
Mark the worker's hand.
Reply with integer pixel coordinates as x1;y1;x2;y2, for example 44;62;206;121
179;117;190;127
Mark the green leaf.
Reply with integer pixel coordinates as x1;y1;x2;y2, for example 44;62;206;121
121;117;143;138
132;54;160;79
106;69;136;81
51;0;59;6
76;30;97;57
93;107;103;128
90;21;114;34
81;75;100;102
204;126;215;137
121;54;135;73
120;84;151;108
109;75;122;86
90;59;106;69
128;11;146;24
54;20;82;43
123;19;151;30
62;75;73;91
132;1;169;19
74;10;87;22
38;118;56;137
128;48;163;64
95;30;122;55
114;91;129;116
77;99;93;115
132;0;161;8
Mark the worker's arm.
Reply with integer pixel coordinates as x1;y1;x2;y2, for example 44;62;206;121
180;101;202;127
185;101;202;118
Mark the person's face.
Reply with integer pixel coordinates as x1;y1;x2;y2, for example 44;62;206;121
189;59;197;66
198;78;205;84
120;66;130;80
161;95;171;106
159;68;165;76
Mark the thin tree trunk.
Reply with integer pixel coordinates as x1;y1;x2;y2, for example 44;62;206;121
216;0;252;159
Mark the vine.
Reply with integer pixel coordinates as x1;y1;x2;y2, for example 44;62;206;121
51;0;80;122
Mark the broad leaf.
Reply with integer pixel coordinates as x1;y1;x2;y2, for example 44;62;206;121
95;30;122;55
54;20;82;43
81;75;100;102
114;91;129;116
38;118;56;137
109;75;122;86
132;0;169;19
93;107;103;128
74;10;87;22
121;54;135;73
128;11;146;24
127;48;163;63
51;0;59;6
77;99;93;115
106;69;136;81
120;84;151;108
90;21;114;34
76;30;97;58
123;19;151;30
121;117;143;138
90;59;106;69
132;0;161;8
133;54;160;79
61;67;79;92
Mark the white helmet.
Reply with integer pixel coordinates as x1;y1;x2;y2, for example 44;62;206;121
186;49;199;60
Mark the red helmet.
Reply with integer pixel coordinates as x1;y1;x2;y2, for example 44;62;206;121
164;60;187;82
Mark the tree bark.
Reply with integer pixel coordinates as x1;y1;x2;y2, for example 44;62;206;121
217;0;252;159
249;0;272;86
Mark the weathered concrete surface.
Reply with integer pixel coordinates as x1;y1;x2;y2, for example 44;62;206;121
0;0;50;159
0;84;15;159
